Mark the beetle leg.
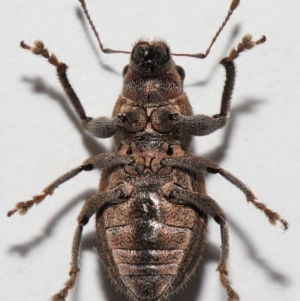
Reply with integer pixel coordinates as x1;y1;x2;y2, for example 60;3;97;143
161;184;239;301
207;166;289;230
50;186;132;301
187;60;234;135
20;40;118;138
218;223;240;301
170;35;266;137
162;154;288;229
197;35;267;132
7;154;133;216
51;223;83;301
161;183;226;221
77;184;133;223
160;60;234;137
175;114;228;136
217;59;235;118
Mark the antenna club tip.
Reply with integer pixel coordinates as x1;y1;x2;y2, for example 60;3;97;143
230;0;240;11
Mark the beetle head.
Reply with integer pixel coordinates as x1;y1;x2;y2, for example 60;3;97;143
125;40;174;77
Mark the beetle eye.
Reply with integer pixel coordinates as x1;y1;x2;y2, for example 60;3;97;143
176;65;185;81
122;65;129;77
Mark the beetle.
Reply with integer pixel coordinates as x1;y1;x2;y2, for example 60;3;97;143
8;0;288;301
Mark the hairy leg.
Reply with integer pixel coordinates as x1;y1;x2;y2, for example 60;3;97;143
162;35;266;137
161;184;239;301
21;41;118;138
51;184;132;301
162;153;288;229
7;153;133;216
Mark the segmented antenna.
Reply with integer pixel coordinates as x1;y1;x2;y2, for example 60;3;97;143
79;0;240;59
78;0;131;54
172;0;240;58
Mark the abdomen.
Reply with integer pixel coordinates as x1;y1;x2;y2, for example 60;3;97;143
96;176;207;301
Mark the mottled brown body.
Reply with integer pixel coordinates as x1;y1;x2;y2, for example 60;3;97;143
97;143;207;300
8;1;288;301
112;40;194;152
95;49;208;300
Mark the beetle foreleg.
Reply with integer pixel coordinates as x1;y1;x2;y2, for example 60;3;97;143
21;40;118;138
162;60;235;137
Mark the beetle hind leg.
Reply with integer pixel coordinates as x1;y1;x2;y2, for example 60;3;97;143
51;224;83;301
217;223;240;301
51;186;131;300
161;184;240;300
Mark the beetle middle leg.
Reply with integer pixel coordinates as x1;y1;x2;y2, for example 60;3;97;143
51;184;133;301
162;152;288;229
161;184;239;301
7;153;133;216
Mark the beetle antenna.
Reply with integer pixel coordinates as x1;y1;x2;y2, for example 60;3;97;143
78;0;131;54
172;0;240;59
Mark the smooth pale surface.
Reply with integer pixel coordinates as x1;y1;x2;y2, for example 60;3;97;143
1;1;299;301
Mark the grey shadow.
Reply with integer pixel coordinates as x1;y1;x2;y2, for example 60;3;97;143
203;97;265;161
75;7;122;75
21;76;109;156
187;97;289;298
185;24;241;87
8;188;97;256
200;98;290;288
227;216;290;285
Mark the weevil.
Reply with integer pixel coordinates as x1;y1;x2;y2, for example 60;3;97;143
8;0;288;300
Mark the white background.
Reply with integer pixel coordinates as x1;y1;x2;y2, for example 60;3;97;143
1;0;299;300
